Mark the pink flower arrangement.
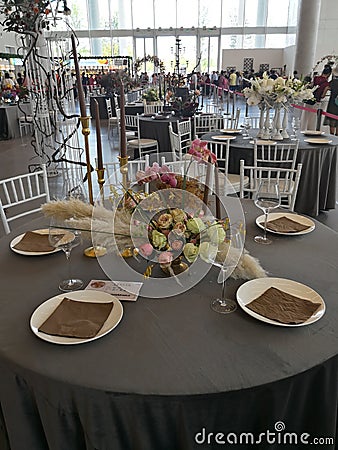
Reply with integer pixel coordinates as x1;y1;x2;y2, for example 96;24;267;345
136;162;177;188
188;139;217;164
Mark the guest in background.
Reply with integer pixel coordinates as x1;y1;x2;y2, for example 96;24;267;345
323;65;338;135
301;66;331;131
229;69;237;91
217;71;229;101
2;72;15;89
16;72;24;86
204;73;211;96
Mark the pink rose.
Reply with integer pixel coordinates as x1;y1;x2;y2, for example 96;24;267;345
171;240;183;251
139;243;154;257
158;251;173;266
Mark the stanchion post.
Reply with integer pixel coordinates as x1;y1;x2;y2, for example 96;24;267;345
316;108;322;131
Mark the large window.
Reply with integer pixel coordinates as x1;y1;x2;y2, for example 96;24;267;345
52;0;300;71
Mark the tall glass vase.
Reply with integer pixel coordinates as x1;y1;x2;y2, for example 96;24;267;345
261;106;271;140
256;102;265;138
271;103;283;140
281;105;289;139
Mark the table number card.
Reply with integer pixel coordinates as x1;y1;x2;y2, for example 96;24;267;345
86;280;143;301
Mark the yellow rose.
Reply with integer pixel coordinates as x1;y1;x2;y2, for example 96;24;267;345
171;208;187;223
199;242;218;263
207;223;226;244
186;218;206;235
152;230;167;249
157;213;173;229
183;243;199;263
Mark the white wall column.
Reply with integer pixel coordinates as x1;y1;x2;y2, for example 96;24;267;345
294;0;322;76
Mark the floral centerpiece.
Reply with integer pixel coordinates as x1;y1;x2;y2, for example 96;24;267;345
242;72;315;139
1;87;17;103
242;72;315;107
168;89;200;117
142;87;159;103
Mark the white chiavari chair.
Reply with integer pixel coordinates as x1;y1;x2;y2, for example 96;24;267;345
143;103;164;115
127;115;159;159
193;114;218;138
0;164;50;234
239;160;303;211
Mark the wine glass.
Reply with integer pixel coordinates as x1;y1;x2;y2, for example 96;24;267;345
206;225;244;314
241;116;251;139
290;116;300;140
49;218;84;292
254;180;281;245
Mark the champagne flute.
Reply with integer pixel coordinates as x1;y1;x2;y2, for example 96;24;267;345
49;218;84;292
254;180;281;245
242;116;251;139
206;225;244;314
290;117;300;140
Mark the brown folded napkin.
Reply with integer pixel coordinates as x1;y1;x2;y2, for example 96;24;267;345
38;298;114;338
266;216;310;233
13;231;57;252
246;287;321;324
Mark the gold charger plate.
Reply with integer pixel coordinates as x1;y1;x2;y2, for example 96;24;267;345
304;138;333;145
301;130;324;136
211;135;237;141
249;140;277;145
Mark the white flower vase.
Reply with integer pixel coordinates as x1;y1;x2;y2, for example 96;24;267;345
271;104;283;140
262;106;271;140
281;106;289;139
256;103;265;138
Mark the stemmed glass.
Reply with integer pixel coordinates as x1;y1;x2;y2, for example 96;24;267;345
207;226;244;314
241;117;251;139
48;218;84;292
290;117;300;140
254;180;281;245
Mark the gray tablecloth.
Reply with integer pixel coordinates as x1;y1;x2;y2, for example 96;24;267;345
202;131;338;217
0;199;337;449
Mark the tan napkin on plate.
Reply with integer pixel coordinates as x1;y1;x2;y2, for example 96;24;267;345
38;298;114;338
246;287;321;324
13;231;57;252
266;216;310;233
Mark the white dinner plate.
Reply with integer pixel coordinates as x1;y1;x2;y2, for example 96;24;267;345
10;229;61;256
256;212;315;236
304;138;332;145
220;128;242;134
30;290;123;345
236;277;325;327
211;135;237;141
249;140;277;145
301;130;324;136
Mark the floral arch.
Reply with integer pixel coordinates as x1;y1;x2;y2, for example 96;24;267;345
312;55;338;74
134;55;165;74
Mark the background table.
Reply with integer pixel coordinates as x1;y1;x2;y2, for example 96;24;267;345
202;131;338;217
0;103;31;140
0;199;337;449
139;115;178;152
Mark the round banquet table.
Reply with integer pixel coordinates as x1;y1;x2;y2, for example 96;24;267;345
202;131;338;217
0;199;337;450
139;115;180;153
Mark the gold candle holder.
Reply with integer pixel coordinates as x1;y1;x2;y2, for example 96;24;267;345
80;116;94;205
96;167;105;191
118;155;129;190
